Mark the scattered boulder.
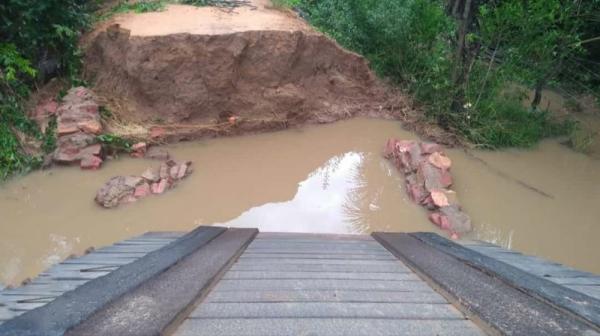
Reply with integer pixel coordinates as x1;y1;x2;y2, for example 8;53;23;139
384;139;471;237
80;155;103;170
130;142;147;158
95;176;145;208
95;160;193;208
141;168;159;182
52;87;104;169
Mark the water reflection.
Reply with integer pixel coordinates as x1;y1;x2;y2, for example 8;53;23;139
220;152;376;233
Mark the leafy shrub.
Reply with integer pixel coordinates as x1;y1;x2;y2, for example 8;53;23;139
298;0;572;148
0;1;91;180
104;0;166;18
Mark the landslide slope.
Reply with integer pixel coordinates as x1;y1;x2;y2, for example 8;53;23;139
84;3;412;138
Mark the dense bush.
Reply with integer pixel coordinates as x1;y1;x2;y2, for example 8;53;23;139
0;0;91;180
294;0;587;148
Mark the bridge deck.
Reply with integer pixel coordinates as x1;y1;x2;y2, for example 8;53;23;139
174;233;484;336
1;228;599;336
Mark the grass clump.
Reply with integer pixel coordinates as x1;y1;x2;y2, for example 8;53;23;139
97;133;133;154
103;0;166;18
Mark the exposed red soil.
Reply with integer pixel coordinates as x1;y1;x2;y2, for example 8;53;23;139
82;4;455;144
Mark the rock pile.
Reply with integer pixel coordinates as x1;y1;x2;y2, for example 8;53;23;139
53;87;104;169
95;160;193;208
384;139;471;238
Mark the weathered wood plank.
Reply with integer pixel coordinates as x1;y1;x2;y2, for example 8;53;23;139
214;279;429;291
222;271;418;280
190;302;463;319
66;228;258;336
0;226;225;336
175;318;484;336
240;253;395;260
373;232;600;336
413;232;600;329
230;261;411;273
207;290;447;303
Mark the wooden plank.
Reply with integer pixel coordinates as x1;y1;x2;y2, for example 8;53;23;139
373;232;600;336
413;232;600;329
234;258;400;265
207;289;447;303
190;302;463;319
175;318;483;336
230;262;411;273
240;253;395;260
0;226;226;336
66;228;258;336
222;271;419;280
214;279;429;291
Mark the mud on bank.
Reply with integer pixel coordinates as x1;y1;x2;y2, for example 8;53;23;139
83;25;452;143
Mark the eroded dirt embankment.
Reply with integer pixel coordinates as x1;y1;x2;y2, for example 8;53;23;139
84;27;414;140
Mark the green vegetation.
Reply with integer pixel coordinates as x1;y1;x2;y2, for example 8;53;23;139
1;0;598;180
96;134;132;154
288;0;599;148
0;0;93;180
100;0;166;20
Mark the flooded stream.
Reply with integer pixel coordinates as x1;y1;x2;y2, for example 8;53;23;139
1;118;599;285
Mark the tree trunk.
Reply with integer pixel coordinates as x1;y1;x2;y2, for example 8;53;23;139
447;0;475;119
531;80;544;111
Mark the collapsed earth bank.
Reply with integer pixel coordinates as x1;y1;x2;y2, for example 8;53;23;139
83;26;417;139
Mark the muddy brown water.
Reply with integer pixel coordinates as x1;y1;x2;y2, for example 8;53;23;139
1;118;599;286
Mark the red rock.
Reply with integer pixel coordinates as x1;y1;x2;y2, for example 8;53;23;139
430;189;450;207
58;132;95;148
57;123;79;135
141;168;159;182
79;144;102;158
159;163;169;179
78;120;102;134
134;182;151;198
383;138;398;158
428;212;442;226
150;127;166;139
176;163;188;179
439;205;471;233
450;232;459;240
76;87;87;97
417;161;453;192
95;176;144;208
80;155;103;170
151;178;169;195
407;183;427;203
428;152;452;170
131;142;147;152
79;103;99;115
402;142;423;172
420;142;443;154
420;195;436;210
396;140;416;153
53;147;81;163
